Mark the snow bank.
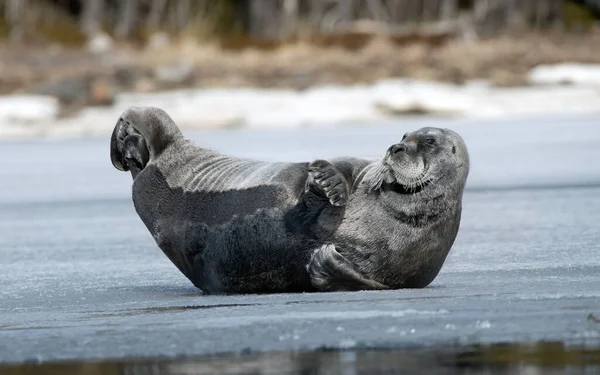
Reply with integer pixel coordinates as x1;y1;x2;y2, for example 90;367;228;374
2;63;600;140
0;95;59;138
529;63;600;86
373;79;474;116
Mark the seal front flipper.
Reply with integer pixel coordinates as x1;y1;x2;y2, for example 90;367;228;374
306;160;349;207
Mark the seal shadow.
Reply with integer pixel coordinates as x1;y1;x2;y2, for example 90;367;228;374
109;284;202;295
86;303;261;319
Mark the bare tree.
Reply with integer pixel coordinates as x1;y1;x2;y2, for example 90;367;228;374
320;0;354;32
440;0;457;20
4;0;27;41
247;0;280;39
282;0;299;38
115;0;138;39
0;0;573;44
81;0;104;36
421;0;440;22
147;0;168;30
366;0;390;22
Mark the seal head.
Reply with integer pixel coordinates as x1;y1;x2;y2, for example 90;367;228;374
369;127;469;195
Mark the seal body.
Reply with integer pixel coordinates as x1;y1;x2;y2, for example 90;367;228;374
110;107;469;294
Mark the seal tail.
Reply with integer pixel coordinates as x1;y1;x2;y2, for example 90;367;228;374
307;244;389;291
110;106;183;172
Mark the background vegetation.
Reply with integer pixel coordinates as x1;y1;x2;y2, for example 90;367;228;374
0;0;598;47
1;1;600;115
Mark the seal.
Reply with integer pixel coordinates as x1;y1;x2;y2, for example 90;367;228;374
110;107;469;294
306;127;470;291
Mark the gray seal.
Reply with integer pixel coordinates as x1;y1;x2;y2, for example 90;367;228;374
110;107;469;294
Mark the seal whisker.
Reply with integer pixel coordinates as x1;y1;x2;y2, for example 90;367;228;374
393;166;429;192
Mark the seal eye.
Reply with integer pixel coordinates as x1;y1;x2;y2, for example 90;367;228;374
401;133;408;141
424;138;436;146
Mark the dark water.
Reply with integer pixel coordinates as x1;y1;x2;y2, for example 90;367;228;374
2;342;599;375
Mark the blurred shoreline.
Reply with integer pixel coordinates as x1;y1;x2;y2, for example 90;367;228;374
1;32;600;140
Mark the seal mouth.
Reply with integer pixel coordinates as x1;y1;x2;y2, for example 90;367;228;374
388;165;432;194
368;162;432;194
383;178;432;195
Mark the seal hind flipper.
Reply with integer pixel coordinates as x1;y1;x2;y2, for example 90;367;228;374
122;133;149;178
307;244;389;291
111;106;184;173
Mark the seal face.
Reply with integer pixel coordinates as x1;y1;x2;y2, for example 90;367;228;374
110;107;469;294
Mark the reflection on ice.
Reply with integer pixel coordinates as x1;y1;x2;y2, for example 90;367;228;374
2;342;599;375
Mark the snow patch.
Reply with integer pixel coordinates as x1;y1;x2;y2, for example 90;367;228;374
529;63;600;86
2;65;600;140
0;95;58;124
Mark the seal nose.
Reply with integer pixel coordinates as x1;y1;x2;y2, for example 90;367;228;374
390;144;406;155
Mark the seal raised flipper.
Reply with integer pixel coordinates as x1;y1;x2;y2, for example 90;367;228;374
110;107;183;173
305;160;349;207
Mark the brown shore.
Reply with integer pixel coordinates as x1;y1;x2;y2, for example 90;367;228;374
1;31;600;116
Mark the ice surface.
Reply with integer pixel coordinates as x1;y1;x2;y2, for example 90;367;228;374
1;78;600;364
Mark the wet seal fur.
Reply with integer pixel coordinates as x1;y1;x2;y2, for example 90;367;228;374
110;107;469;294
